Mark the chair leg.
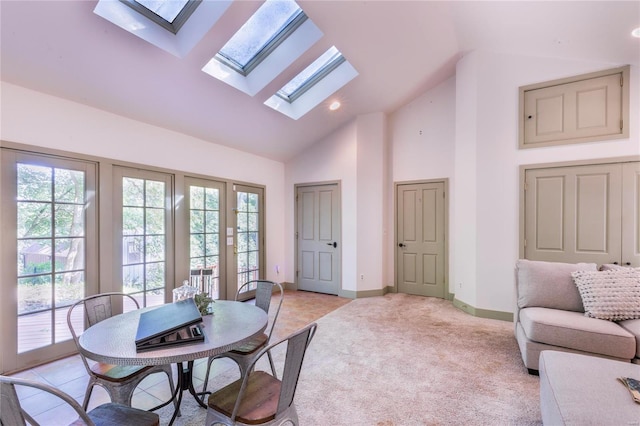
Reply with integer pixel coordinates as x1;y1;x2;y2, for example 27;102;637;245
201;356;216;398
267;349;277;379
82;382;95;410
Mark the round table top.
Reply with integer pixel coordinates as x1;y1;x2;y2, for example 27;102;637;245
78;300;268;366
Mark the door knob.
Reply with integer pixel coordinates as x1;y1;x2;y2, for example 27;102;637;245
625;262;631;266
613;262;619;265
326;242;337;248
398;243;405;248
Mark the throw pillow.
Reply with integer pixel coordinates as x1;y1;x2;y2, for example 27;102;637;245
516;259;597;312
571;269;640;321
599;263;639;271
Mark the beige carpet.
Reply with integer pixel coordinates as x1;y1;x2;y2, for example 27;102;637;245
158;293;541;425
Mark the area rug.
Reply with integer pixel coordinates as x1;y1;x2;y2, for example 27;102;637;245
158;293;541;425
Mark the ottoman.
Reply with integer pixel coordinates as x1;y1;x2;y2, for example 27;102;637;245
539;350;640;425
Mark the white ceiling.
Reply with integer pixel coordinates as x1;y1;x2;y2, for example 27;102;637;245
1;1;638;162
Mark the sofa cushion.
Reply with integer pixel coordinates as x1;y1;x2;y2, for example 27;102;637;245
516;259;597;312
519;307;636;359
618;318;640;359
572;269;640;321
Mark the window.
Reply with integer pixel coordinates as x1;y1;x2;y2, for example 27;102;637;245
216;0;306;76
119;0;201;34
276;46;346;103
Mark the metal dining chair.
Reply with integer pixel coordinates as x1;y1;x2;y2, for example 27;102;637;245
201;280;284;395
67;292;177;410
205;322;318;426
0;374;160;426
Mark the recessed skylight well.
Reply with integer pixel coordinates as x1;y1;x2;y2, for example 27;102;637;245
202;0;323;97
265;46;358;120
216;0;306;76
95;0;231;57
276;46;345;103
120;0;200;34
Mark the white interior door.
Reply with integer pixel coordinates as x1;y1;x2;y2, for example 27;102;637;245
296;184;340;295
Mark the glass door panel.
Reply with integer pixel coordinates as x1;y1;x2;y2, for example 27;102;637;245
115;167;173;307
1;150;97;372
188;179;223;300
234;185;264;298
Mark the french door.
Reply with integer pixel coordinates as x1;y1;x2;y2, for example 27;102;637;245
186;177;225;300
113;167;173;307
233;184;265;300
1;150;98;372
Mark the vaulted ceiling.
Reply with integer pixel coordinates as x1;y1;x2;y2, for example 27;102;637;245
1;1;638;161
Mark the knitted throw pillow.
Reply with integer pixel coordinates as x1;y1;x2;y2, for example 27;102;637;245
571;269;640;321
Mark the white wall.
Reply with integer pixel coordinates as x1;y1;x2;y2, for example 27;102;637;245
356;113;386;292
454;51;640;313
284;121;358;291
0;82;287;283
389;76;457;293
388;52;639;315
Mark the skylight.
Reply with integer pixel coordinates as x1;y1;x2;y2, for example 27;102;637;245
216;0;307;76
95;0;230;57
277;46;346;103
120;0;201;34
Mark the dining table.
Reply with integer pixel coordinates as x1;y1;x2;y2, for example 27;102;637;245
78;300;268;425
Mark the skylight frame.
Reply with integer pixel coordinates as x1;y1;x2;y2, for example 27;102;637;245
215;4;308;77
119;0;202;34
276;48;346;103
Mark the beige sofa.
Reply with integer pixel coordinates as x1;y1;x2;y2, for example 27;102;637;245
514;259;640;374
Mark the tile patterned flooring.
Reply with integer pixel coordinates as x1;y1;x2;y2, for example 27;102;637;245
8;290;351;425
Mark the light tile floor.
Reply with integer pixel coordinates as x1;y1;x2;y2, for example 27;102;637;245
9;290;351;425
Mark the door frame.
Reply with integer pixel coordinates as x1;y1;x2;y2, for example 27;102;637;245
293;181;342;295
393;178;449;297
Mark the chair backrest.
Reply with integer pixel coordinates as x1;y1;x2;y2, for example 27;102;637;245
236;280;284;339
0;375;94;426
233;322;317;420
67;292;140;372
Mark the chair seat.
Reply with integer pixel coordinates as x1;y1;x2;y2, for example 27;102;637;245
69;402;159;426
229;333;269;356
90;362;153;382
208;371;282;425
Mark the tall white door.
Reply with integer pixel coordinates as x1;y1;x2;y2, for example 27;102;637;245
296;184;340;295
397;182;446;298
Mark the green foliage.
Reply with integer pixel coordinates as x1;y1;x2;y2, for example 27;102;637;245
194;292;214;316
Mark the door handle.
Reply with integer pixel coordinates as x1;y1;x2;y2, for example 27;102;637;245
326;242;337;248
398;243;405;248
625;262;631;266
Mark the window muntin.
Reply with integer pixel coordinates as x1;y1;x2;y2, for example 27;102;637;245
119;0;201;34
276;45;346;103
216;0;307;76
